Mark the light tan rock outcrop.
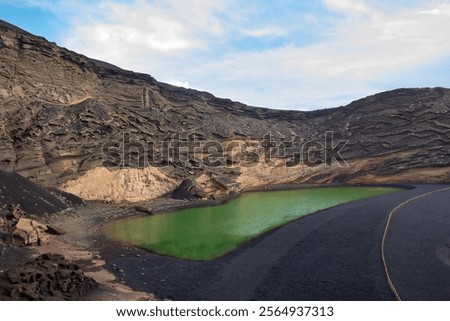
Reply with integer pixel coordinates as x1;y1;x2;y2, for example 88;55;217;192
60;166;177;202
12;218;50;246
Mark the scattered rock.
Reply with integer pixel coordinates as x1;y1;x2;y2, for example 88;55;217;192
48;188;86;207
0;253;97;300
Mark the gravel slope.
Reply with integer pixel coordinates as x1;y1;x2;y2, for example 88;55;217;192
0;170;68;214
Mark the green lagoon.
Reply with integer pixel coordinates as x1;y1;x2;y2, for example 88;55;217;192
105;186;398;261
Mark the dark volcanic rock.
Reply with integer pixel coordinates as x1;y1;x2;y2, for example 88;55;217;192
0;20;448;194
0;253;97;301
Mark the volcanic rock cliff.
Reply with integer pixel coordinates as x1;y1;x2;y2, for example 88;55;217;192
0;20;449;202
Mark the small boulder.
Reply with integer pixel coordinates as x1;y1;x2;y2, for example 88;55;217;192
171;178;207;200
134;206;154;215
6;204;24;222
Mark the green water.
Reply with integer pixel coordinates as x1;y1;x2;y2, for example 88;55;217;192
105;187;398;261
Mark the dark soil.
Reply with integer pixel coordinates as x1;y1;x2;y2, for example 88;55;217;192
0;170;82;215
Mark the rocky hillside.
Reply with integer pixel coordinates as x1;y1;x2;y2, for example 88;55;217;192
0;20;449;202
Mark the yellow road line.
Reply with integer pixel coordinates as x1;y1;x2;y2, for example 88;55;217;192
381;186;450;301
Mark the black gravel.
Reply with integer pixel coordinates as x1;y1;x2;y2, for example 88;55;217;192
0;170;79;215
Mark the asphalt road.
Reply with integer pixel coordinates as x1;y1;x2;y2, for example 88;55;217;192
103;184;450;300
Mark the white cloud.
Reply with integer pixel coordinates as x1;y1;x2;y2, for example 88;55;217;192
45;0;450;110
166;80;190;88
65;0;212;54
243;27;286;39
323;0;370;15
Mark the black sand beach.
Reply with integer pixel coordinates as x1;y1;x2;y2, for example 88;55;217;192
101;184;450;300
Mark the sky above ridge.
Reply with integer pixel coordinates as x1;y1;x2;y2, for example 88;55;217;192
1;0;450;110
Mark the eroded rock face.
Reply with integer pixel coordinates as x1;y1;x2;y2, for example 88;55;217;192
60;166;177;202
0;20;449;202
0;253;97;300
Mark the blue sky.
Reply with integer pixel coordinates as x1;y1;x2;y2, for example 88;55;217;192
1;0;450;110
